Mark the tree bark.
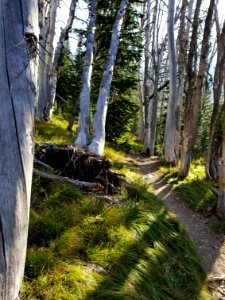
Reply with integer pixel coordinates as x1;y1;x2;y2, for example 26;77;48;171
217;99;225;217
180;0;215;177
164;0;177;165
74;0;97;147
142;0;152;154
206;19;225;179
44;0;77;120
37;0;57;119
88;0;128;155
0;0;38;298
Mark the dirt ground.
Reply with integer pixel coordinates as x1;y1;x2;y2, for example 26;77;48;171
133;156;225;300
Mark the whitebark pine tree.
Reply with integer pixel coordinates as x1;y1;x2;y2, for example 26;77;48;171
180;0;215;177
74;0;97;147
0;0;38;298
44;0;77;120
88;0;128;155
164;0;177;166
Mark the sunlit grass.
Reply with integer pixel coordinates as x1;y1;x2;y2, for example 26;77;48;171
24;115;212;299
160;160;215;212
35;114;77;144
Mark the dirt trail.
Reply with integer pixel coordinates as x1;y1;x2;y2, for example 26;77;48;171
133;156;225;300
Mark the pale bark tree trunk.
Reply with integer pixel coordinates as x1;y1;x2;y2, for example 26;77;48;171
164;0;177;165
150;48;164;156
217;80;225;217
180;0;215;178
44;0;77;120
142;0;152;155
37;0;57;119
174;0;194;159
74;0;97;147
0;0;38;298
88;0;128;155
206;19;225;179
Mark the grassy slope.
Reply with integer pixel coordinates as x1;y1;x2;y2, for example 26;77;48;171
23;116;212;299
159;160;216;212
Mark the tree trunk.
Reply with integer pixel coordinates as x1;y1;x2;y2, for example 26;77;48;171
0;0;38;298
74;0;97;147
180;0;215;178
37;0;57;119
44;0;77;121
142;0;152;154
206;19;225;179
217;98;225;217
88;0;128;155
174;0;194;159
164;0;177;165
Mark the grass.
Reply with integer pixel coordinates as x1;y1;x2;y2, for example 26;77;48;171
35;114;76;144
23;114;212;299
159;159;216;212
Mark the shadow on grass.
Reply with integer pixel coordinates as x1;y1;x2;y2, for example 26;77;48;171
85;209;208;300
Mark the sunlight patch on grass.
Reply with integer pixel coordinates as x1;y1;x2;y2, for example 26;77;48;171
160;161;215;212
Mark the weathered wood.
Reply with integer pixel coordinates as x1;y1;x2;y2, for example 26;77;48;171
75;0;97;147
0;0;38;298
88;0;128;155
164;0;177;165
33;169;96;188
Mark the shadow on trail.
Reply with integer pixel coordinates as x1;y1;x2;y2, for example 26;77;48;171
134;156;225;276
86;193;207;299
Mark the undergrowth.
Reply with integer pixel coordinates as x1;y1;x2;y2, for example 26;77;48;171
160;159;215;212
24;115;212;299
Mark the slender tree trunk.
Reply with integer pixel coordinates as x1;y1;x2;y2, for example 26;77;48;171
142;0;152;154
74;0;97;147
44;0;77;120
164;0;177;165
88;0;128;155
206;19;225;179
37;0;57;119
0;0;38;298
217;93;225;217
180;0;215;177
174;0;194;159
150;49;163;156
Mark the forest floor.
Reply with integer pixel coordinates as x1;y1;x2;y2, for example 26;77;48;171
132;155;225;300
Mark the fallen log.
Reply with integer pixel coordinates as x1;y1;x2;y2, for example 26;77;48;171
33;169;96;188
34;143;126;194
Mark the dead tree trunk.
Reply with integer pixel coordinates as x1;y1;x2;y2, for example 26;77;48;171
0;0;38;298
206;19;225;179
164;0;177;165
88;0;128;155
44;0;77;120
180;0;215;178
74;0;97;147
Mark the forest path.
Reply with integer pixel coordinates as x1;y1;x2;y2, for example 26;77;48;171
131;155;225;300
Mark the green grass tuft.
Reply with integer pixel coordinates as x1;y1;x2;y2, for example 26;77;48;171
160;161;216;212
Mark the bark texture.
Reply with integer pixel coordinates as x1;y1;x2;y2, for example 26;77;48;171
44;0;77;120
0;0;38;298
206;19;225;179
180;0;215;178
164;0;177;165
88;0;128;155
75;0;97;147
